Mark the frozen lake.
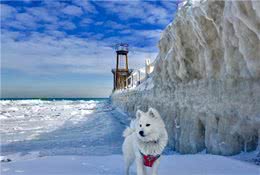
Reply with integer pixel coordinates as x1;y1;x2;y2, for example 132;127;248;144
0;99;127;156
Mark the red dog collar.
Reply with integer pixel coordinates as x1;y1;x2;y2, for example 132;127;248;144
140;151;160;167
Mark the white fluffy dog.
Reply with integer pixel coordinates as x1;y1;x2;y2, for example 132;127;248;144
122;107;168;175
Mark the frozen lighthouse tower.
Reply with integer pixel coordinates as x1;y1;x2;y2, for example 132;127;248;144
112;43;133;91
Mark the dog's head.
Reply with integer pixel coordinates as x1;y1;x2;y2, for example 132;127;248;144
135;107;165;142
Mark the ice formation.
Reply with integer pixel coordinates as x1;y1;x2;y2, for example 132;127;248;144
111;0;260;155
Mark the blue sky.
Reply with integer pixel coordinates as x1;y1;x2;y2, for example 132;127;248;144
1;0;178;98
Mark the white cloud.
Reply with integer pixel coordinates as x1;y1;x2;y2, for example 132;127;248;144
136;29;162;40
80;18;94;26
0;4;17;20
62;5;83;16
161;1;179;10
73;0;96;13
16;12;36;25
26;7;58;23
45;30;66;38
104;20;126;29
140;3;169;24
42;1;66;8
1;30;112;75
10;12;38;29
1;29;158;77
95;21;104;26
95;1;175;25
119;29;132;34
1;2;164;76
59;21;76;30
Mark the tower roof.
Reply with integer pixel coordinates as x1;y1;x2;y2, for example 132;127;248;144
115;43;128;53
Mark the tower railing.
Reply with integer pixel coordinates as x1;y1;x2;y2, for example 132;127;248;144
123;58;155;89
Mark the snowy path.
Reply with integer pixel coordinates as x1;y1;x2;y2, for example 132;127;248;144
2;154;259;175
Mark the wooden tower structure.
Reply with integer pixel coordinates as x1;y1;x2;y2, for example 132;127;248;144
112;43;133;91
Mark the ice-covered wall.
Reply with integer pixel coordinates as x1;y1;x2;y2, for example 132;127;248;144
111;0;260;156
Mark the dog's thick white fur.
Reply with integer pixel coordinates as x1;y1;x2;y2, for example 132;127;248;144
122;107;168;175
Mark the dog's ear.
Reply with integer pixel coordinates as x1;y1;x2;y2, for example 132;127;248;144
136;110;142;120
148;107;157;118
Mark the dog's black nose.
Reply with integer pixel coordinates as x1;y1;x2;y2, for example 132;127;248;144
139;131;144;137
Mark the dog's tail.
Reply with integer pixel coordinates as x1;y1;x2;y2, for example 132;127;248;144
123;127;135;137
123;119;136;137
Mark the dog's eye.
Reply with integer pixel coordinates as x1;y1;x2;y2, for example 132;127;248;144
140;124;142;127
146;124;150;127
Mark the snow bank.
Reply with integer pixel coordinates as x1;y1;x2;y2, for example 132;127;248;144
111;0;260;156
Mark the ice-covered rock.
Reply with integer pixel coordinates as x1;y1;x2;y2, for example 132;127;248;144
111;0;260;156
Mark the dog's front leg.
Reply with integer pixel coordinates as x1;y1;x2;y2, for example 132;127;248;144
151;158;160;175
136;156;146;175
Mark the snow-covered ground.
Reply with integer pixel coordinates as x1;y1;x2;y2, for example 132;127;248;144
1;99;259;175
2;154;260;175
